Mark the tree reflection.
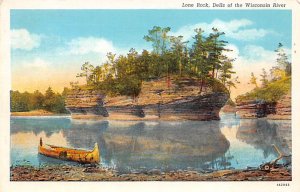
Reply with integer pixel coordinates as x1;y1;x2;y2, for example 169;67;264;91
236;118;291;163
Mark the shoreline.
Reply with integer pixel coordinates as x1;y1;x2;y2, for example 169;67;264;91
10;164;291;181
11;110;69;117
10;112;291;121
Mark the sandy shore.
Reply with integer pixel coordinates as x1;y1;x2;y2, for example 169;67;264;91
10;165;291;181
11;110;69;117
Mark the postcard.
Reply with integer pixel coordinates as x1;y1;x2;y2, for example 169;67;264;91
0;0;300;191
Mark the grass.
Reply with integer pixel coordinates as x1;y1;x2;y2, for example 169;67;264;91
236;77;291;102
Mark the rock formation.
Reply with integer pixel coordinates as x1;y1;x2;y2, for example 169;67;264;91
267;94;291;120
236;100;275;118
65;90;108;117
236;94;291;120
65;78;229;121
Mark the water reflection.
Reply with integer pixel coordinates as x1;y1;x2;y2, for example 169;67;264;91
10;114;291;173
236;118;291;164
99;121;230;172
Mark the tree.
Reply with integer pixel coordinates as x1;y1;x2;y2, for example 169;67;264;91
170;35;188;76
270;67;286;81
73;25;235;98
52;93;68;113
144;26;171;55
77;62;95;84
92;66;103;83
218;58;235;86
275;43;290;74
249;72;258;88
127;48;139;75
43;87;56;111
106;52;117;77
206;28;229;79
138;50;151;80
190;28;211;93
10;91;29;112
260;68;269;87
269;43;291;80
62;87;70;98
32;90;45;109
182;46;190;75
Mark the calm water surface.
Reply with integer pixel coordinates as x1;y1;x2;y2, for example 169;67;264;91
10;113;291;173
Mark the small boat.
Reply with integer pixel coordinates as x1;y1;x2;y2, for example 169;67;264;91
38;138;100;164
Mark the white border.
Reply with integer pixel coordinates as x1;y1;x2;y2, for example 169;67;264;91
1;0;300;192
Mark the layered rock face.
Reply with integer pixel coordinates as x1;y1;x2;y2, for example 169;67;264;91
236;100;276;118
267;94;291;120
236;94;291;120
65;90;108;117
65;78;229;121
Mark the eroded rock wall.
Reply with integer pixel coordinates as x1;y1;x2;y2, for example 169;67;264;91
65;78;229;121
65;90;108;117
236;94;291;120
267;94;291;120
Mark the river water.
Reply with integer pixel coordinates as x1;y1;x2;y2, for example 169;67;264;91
10;113;291;173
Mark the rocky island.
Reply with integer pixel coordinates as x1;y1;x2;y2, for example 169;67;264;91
236;94;291;120
236;74;291;120
65;77;229;121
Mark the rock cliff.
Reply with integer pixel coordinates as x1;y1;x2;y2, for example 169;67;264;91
65;78;229;121
236;94;291;120
267;94;291;120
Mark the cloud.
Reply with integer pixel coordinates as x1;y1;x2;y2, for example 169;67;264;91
241;45;277;62
229;29;269;41
21;58;50;69
11;29;41;50
170;19;271;42
65;37;116;55
59;36;143;63
224;44;240;59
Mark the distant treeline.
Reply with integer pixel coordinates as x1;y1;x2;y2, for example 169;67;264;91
10;87;69;113
74;26;237;97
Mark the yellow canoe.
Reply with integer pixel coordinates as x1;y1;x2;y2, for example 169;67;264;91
38;138;100;164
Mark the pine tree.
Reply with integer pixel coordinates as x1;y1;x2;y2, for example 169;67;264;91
206;28;229;79
170;35;188;76
260;68;269;87
190;28;211;93
76;62;95;84
249;72;258;88
275;43;290;71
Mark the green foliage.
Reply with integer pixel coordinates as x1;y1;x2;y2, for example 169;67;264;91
260;68;269;88
226;98;236;107
237;77;291;102
76;26;236;97
144;26;171;55
238;43;291;103
219;59;236;86
275;43;291;75
10;87;69;113
170;35;188;76
208;78;230;94
206;28;229;78
249;72;258;88
10;91;30;112
76;62;95;85
269;43;291;81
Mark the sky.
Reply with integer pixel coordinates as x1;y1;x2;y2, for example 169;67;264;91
11;10;292;98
